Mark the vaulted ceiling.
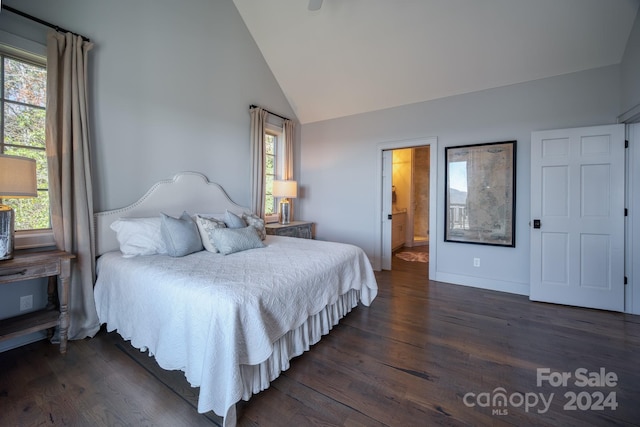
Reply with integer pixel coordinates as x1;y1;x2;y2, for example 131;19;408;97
233;0;639;124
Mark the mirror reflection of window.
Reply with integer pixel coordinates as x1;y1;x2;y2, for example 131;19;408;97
448;161;468;230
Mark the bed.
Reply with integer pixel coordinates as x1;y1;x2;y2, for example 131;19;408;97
93;172;378;426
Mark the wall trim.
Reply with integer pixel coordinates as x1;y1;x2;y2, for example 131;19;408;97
618;104;640;124
0;29;46;58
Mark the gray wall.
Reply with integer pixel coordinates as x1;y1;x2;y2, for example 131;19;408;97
0;0;296;351
2;0;297;211
299;65;622;296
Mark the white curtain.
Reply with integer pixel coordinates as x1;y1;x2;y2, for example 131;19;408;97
282;119;295;217
283;119;294;180
45;31;100;340
250;107;268;216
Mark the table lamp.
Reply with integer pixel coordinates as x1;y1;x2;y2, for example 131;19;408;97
272;180;297;225
0;154;37;260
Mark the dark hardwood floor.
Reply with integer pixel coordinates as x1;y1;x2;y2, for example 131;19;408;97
1;251;639;426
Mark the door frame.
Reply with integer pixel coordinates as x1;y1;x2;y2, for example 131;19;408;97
626;123;640;314
374;137;437;274
617;107;640;314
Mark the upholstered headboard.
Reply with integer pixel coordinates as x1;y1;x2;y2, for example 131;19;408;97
94;172;249;256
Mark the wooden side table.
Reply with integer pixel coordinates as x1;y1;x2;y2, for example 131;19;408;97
0;250;74;354
265;221;313;239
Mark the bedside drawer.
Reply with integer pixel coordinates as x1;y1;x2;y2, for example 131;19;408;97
0;262;60;284
0;253;64;285
265;221;313;239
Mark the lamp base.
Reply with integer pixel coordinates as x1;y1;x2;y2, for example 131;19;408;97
0;204;15;261
279;199;292;224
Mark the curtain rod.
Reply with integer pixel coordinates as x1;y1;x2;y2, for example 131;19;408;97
250;104;290;122
1;5;90;42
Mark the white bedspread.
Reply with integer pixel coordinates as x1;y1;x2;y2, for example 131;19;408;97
94;235;377;423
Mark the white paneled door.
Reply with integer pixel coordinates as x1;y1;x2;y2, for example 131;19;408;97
530;124;625;311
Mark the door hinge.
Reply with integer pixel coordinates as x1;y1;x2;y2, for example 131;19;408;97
625;140;629;148
625;208;628;216
624;276;628;285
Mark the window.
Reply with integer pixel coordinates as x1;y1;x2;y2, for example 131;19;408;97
264;133;277;217
0;49;51;235
263;124;283;223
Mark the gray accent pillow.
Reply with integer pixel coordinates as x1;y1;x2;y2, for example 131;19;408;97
211;226;265;255
161;211;203;257
242;212;266;240
224;210;247;229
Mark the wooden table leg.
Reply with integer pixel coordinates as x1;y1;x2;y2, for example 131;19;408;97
46;276;57;340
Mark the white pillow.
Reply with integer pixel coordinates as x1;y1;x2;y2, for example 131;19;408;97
195;215;227;253
193;213;226;221
110;217;167;257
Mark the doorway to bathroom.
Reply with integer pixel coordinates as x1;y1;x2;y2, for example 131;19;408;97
377;136;436;275
390;146;430;270
392;147;430;247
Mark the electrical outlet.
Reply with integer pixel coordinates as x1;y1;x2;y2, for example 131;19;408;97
473;258;480;267
19;295;33;311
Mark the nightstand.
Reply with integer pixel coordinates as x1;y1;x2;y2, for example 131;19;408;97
265;221;313;239
0;250;74;354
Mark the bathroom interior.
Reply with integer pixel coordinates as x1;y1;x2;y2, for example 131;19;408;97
391;146;430;256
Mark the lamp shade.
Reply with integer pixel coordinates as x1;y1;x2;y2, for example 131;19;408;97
0;154;37;198
272;180;297;198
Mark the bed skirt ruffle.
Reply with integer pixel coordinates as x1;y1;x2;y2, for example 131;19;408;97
224;289;360;425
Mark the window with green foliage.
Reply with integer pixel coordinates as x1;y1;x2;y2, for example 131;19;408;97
264;132;277;217
0;52;50;231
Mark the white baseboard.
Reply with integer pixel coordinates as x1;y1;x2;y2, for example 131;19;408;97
434;272;529;296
